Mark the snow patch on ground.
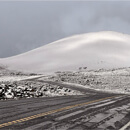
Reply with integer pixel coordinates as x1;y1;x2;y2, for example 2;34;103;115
0;76;29;82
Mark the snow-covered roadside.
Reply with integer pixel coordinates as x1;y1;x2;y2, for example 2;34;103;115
54;81;130;94
0;76;83;100
43;68;130;95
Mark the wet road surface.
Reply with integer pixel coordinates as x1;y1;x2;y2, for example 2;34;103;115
0;80;129;130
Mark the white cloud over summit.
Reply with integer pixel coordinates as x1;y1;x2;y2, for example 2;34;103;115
0;31;130;74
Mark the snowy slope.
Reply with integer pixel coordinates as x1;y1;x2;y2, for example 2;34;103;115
0;31;130;74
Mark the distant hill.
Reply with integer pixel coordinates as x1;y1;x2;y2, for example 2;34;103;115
0;31;130;74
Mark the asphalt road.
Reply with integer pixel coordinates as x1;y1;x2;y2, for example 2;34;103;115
0;80;130;130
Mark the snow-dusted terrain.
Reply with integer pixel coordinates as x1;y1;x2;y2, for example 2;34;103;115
0;67;82;100
0;31;130;73
44;68;130;94
0;81;82;100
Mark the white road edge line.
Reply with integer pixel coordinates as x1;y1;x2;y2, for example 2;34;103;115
119;121;130;130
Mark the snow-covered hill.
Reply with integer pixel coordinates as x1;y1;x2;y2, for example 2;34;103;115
0;31;130;74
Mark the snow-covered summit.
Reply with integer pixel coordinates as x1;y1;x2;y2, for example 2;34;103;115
0;31;130;73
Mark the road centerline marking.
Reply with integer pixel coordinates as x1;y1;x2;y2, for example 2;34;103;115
0;95;121;129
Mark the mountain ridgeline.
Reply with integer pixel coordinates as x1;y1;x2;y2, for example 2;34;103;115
0;31;130;74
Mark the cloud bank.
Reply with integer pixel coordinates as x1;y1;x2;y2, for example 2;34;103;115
0;1;130;57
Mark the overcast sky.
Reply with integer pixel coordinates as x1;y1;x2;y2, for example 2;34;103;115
0;1;130;58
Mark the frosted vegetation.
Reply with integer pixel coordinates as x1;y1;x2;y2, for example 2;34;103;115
0;81;82;100
0;64;130;101
45;68;130;94
0;67;82;100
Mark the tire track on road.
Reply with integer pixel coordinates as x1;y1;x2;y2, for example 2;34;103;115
39;96;129;130
0;95;121;129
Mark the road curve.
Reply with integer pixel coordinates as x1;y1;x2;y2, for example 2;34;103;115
0;80;129;130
